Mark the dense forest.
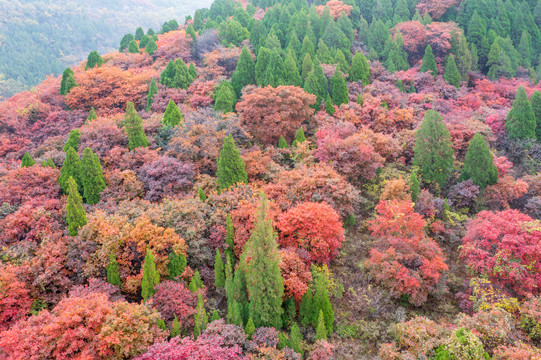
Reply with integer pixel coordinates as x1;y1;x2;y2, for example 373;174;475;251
1;0;541;358
0;0;212;99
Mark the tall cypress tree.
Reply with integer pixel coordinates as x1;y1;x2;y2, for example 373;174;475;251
263;49;286;87
304;60;328;109
255;47;272;87
301;53;313;83
225;213;235;265
119;33;135;52
124;102;149;150
443;54;461;88
329;69;349;106
195;293;209;331
188;62;197;81
21;153;35;168
283;52;302;87
214;81;237;113
311;270;334;336
506;86;536;140
409;169;420;202
301;35;315;59
349;51;370;85
60;67;77;95
63;129;80;152
243;194;284;328
315;310;328;340
146;79;158;112
167;250;187;280
316;39;333;64
85;51;104;70
87;107;97;121
420;44;437;77
135;27;145;41
216;135;248;190
530;90;541;141
80;148;106;205
170;315;181;337
299;288;313;327
292;127;306;147
413;110;454;189
146;39;158;55
289;323;303;355
66;176;87;236
231;46;256;97
128;40;140;53
59;147;82;194
462;133;498;189
162;100;183;127
141;249;160;301
214;249;225;288
245;317;256;338
106;253;122;287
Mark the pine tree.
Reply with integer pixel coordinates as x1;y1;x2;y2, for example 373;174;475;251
245;317;255;338
146;79;158;112
229;300;243;326
214;249;225;288
193;9;203;31
518;30;533;68
119;33;135;52
156;318;167;331
292;127;306;147
21;153;35;168
278;136;288;149
225;214;235;265
141;249;160;301
301;53;313;83
299;289;312;327
124;102;149;150
315;310;327;340
301;35;316;59
263;49;286;87
454;34;472;81
462;133;498;189
188;62;197;81
349;51;370;85
85;51;104;70
80;148;106;205
278;332;288;350
59;147;82;194
506;86;536;140
232;263;249;323
283;297;296;329
316;39;333;64
106;253;121;287
231;46;256;97
87;107;97;121
420;44;437;77
146;39;158;55
128;40;139;53
189;270;204;292
66;176;87;236
214;81;237;113
530;90;541;141
325;96;335;115
283;52;302;87
255;47;271;87
171;314;181;337
304;60;328;109
413;110;454;189
195;293;208;331
162;100;183;127
193;323;200;339
311;270;334;336
243;194;284;328
217;135;248;190
60;67;77;95
41;159;56;168
135;27;144;41
139;35;150;49
443;54;460;88
63;129;80;152
409;169;420;202
186;25;196;41
289;323;303;355
198;187;207;202
167;250;187;280
210;309;220;323
330;69;349;106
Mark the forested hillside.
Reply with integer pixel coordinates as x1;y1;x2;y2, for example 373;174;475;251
1;0;541;358
0;0;213;99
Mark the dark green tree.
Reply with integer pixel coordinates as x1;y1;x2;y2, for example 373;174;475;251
186;25;196;40
198;187;207;202
245;317;255;338
349;51;370;84
506;86;536;140
289;323;303;355
301;53;313;82
139;35;150;49
41;159;56;168
231;46;256;97
167;250;187;280
195;293;208;331
21;153;35;168
119;33;135;52
278;136;288;149
301;35;315;59
413;110;454;189
63;129;80;152
292;127;306;147
171;315;181;337
454;34;472;81
162;100;183;127
443;54;461;88
135;27;144;41
311;270;334;336
87;107;97;121
60;68;77;95
193;9;204;31
316;39;333;64
330;69;349;106
304;60;328;108
128;40;139;53
315;310;328;340
462;133;498;189
210;309;220;323
188;62;197;81
217;135;248;190
225;213;235;265
106;253;121;287
146;79;158;112
66;176;87;237
410;169;420;202
80;148;106;205
124;102;149;150
59;147;81;194
325;96;335;115
85;51;104;70
214;81;237;113
229;300;243;326
530;90;541;141
263;49;286;87
146;39;158;55
141;249;160;301
214;249;225;288
420;44;437;77
283;52;302;87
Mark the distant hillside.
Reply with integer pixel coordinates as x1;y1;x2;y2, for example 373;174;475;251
0;0;213;99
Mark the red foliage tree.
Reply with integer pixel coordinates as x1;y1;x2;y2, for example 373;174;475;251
416;0;461;20
316;0;353;19
0;265;32;330
137;156;195;202
148;280;197;327
0;166;60;206
279;248;313;302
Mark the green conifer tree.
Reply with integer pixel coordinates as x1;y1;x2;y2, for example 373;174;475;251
167;251;187;280
146;79;158;112
443;54;461;88
229;300;243;326
85;51;104;70
214;249;225;288
21;153;35;168
128;40;139;53
139;35;150;49
304;60;328;108
225;214;235;265
315;310;328;340
210;309;220;323
299;288;312;327
243;194;284;328
292;127;306;147
420;44;437;77
195;293;208;331
80;148;106;205
289;323;303;355
301;35;316;59
225;255;234;303
63;129;80;152
193;323;200;339
311;270;334;336
198;187;207;202
278;136;288;149
156;318;166;331
245;317;255;338
301;53;313;83
283;297;296;329
410;169;420;202
119;33;135;52
506;86;536;140
231;46;256;97
146;39;158;55
87;107;97;121
316;39;333;64
135;27;144;41
263;49;286;87
413;110;454;189
349;51;370;85
162;100;183;127
66;176;87;236
189;270;204;292
141;249;160;301
171;314;181;337
217;135;248;190
188;62;197;81
325;96;335;115
124;102;149;150
214;81;237;113
330;69;349;106
59;147;82;194
60;68;77;95
283;52;302;87
530;90;541;141
41;159;56;168
255;47;272;87
106;253;122;287
462;133;498;189
278;332;288;350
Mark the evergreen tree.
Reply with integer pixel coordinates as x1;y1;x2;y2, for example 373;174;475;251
135;27;144;41
119;33;135;52
229;300;243;326
443;54;461;88
330;69;349;106
189;270;204;292
124;102;149;150
289;323;303;355
59;147;81;194
325;96;335;115
162;100;183;127
214;249;225;288
278;332;288;350
301;35;315;59
255;47;272;87
278;136;288;149
188;62;197;81
41;159;56;168
21;153;35;168
487;38;518;79
195;293;208;331
232;263;249;323
193;9;204;31
316;39;333;64
214;81;237;113
146;79;158;112
66;176;87;236
304;60;328;109
243;194;284;328
210;309;220;323
217;135;248;190
334;49;349;73
106;253;121;287
385;33;409;73
193;323;200;339
413;110;454;189
311;270;334;336
128;40;139;53
171;314;181;337
225;256;234;304
283;52;302;87
530;91;541;141
80;148;106;205
63;129;80;152
85;51;104;70
315;310;328;340
186;25;196;40
167;251;187;280
349;51;370;84
156;318;167;331
409;169;420;202
139;35;150;49
506;86;536;140
141;249;160;301
283;297;296;329
263;49;286;87
454;34;473;81
292;127;306;147
231;46;256;97
462;133;498;189
420;44;437;77
146;39;157;55
394;0;411;22
87;107;97;121
301;53;313;82
198;187;207;202
60;67;77;95
245;317;255;338
225;214;235;265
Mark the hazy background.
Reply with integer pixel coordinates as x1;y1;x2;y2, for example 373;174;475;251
0;0;213;99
